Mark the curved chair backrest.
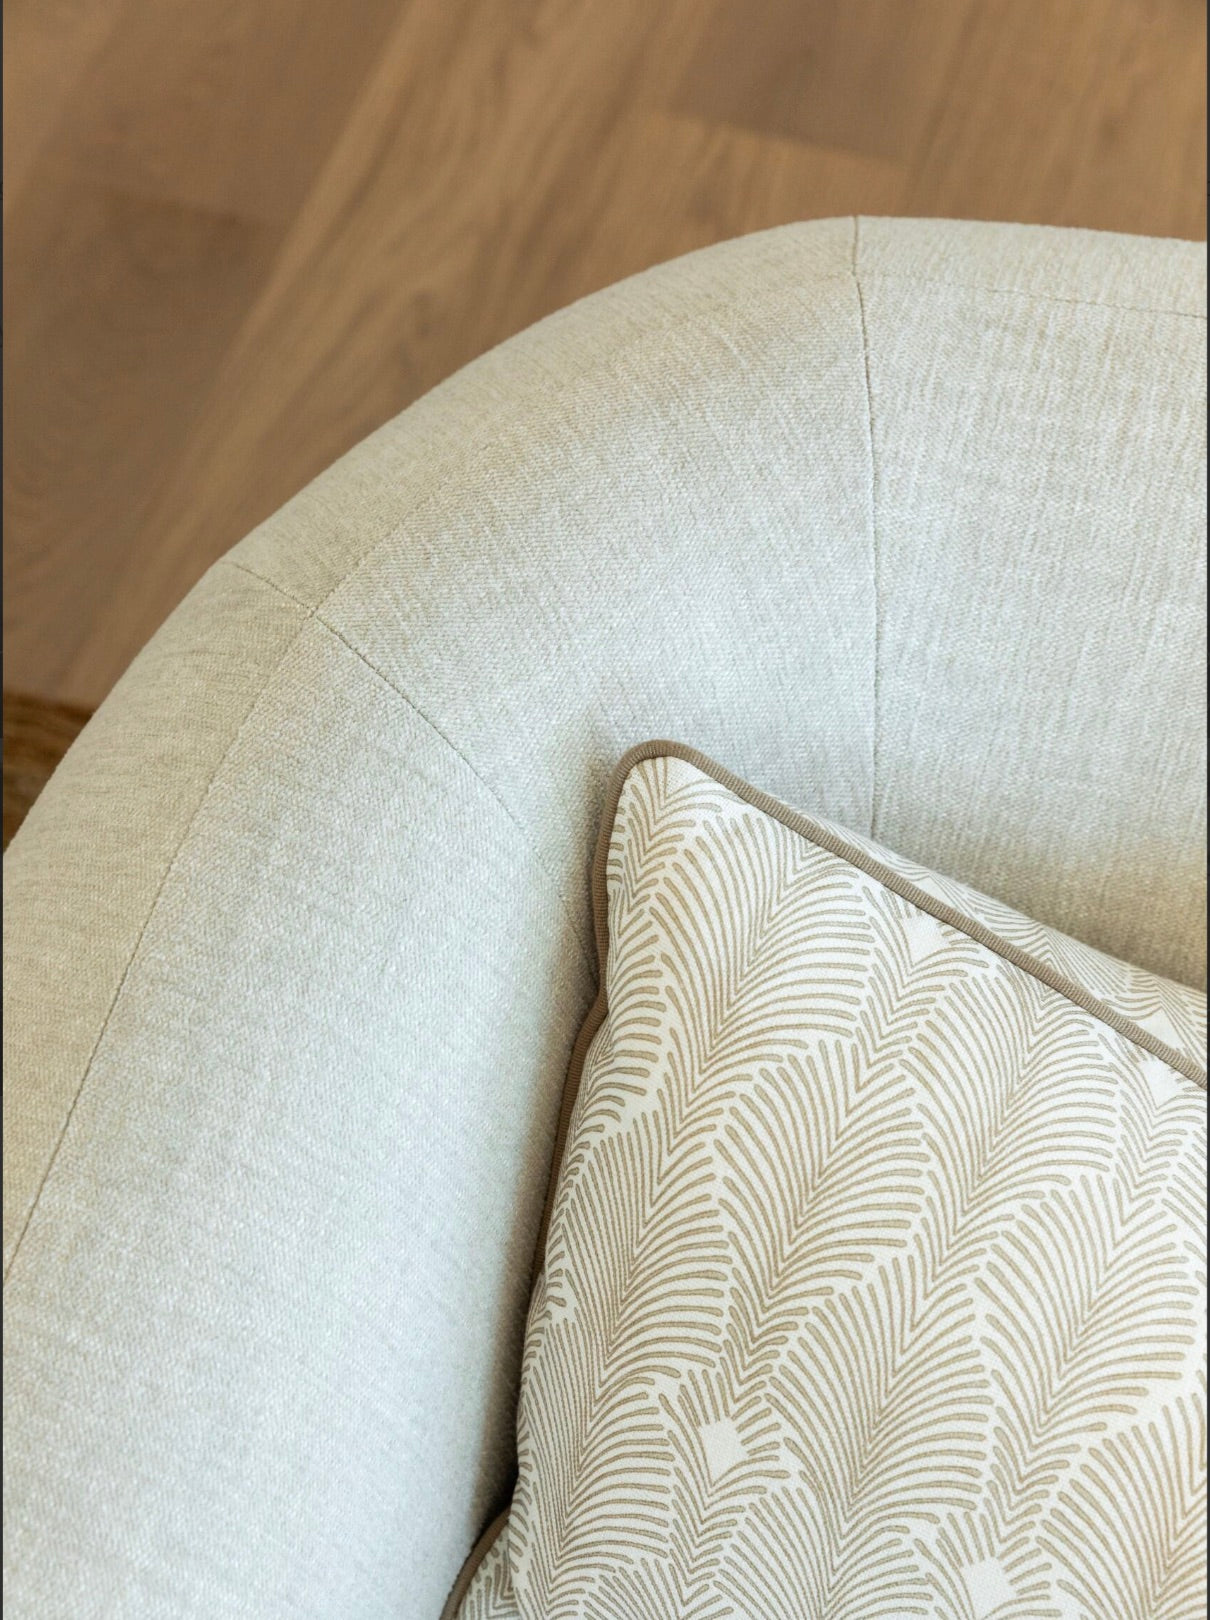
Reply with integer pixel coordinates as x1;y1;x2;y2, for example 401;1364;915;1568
5;217;1205;1617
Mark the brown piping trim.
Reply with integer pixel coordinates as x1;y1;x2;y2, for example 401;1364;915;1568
617;744;1206;1077
438;1507;510;1620
439;738;1206;1615
527;753;625;1266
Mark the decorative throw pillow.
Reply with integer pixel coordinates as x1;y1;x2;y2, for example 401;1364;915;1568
449;743;1207;1620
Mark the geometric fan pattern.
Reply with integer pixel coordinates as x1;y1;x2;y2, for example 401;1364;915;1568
459;751;1207;1620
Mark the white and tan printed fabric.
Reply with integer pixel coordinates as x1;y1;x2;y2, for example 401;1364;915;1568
454;743;1207;1620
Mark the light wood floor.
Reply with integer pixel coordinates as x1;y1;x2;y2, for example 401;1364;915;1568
5;0;1206;713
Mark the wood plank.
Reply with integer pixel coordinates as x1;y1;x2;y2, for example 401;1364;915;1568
2;0;126;218
901;0;1208;235
4;0;1205;710
59;0;678;703
673;0;973;161
3;0;404;703
2;692;91;850
37;0;403;223
2;176;275;696
548;108;905;305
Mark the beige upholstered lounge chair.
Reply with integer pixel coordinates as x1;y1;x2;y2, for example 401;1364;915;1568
4;217;1205;1617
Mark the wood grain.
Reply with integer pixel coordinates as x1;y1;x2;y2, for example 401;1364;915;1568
2;692;91;850
4;0;1205;712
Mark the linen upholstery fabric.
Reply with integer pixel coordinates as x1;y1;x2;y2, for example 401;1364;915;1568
3;219;1205;1618
482;745;1207;1620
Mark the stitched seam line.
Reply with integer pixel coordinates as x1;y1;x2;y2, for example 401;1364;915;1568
3;575;315;1285
238;243;1200;676
224;560;595;968
857;267;1206;320
3;562;592;1286
853;217;881;841
244;257;859;641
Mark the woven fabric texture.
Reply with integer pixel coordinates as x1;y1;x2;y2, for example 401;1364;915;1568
4;218;1206;1617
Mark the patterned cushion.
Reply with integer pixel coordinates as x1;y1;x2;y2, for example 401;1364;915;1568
452;743;1207;1620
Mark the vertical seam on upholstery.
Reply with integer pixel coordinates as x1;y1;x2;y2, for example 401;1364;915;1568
3;562;592;1287
3;579;315;1285
852;216;881;839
